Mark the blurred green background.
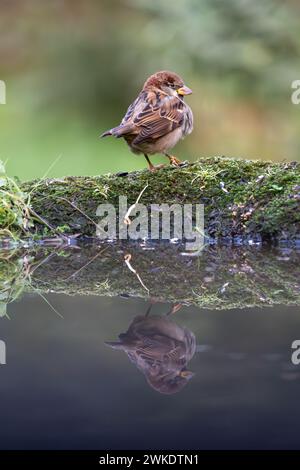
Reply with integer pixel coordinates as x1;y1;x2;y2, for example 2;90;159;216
0;0;299;180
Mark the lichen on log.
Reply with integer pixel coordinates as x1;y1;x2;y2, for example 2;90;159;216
21;157;300;242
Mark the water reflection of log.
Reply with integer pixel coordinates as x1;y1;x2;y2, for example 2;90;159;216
1;242;299;310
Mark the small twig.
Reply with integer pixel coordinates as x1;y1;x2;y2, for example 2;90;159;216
124;253;149;294
36;291;64;318
28;251;58;276
58;197;98;227
124;183;148;225
65;246;109;281
27;154;63;198
29;207;69;242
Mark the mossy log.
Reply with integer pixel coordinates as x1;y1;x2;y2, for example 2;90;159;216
21;157;300;241
1;242;299;311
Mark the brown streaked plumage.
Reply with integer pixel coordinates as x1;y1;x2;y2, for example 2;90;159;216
101;71;193;171
105;309;196;395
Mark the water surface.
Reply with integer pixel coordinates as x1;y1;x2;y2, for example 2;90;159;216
0;244;300;449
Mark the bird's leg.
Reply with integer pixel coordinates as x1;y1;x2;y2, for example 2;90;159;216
166;303;182;316
144;154;165;172
144;154;155;171
145;303;154;317
145;298;160;317
164;153;182;167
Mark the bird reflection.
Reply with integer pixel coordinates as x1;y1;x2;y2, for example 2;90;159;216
106;304;196;394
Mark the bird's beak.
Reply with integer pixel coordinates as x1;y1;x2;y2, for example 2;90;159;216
179;370;194;379
177;85;192;96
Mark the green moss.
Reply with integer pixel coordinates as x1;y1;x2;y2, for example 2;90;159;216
18;157;300;240
0;161;34;240
56;224;71;233
1;243;299;311
0;252;30;316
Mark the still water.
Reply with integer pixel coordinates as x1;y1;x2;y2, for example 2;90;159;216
0;243;300;449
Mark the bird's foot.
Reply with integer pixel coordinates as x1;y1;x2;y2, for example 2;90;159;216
167;303;182;315
167;155;182;167
149;164;165;172
144;154;165;172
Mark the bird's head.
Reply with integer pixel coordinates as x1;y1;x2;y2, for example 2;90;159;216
146;368;195;395
143;71;192;98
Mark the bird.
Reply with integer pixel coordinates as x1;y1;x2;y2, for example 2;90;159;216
101;70;193;171
105;307;196;394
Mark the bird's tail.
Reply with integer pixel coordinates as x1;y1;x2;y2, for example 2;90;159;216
100;129;113;138
105;341;125;350
100;124;133;139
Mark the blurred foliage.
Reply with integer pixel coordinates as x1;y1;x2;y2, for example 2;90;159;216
130;0;300;99
0;0;299;180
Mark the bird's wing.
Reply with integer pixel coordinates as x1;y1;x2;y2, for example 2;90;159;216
121;90;185;144
120;91;155;129
133;92;185;145
121;96;142;127
134;335;181;368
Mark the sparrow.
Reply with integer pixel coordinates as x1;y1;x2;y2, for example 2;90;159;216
101;71;193;171
105;307;196;394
